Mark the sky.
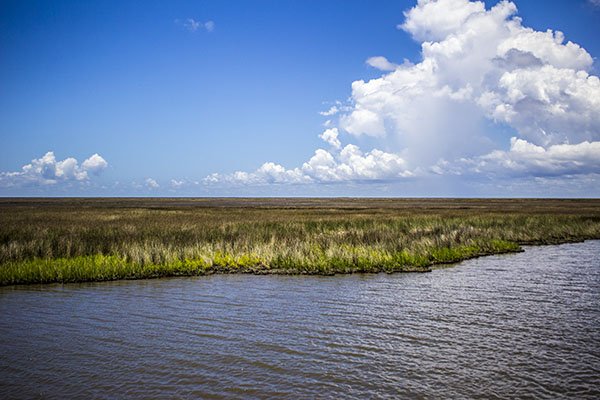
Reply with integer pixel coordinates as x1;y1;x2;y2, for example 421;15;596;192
1;0;599;197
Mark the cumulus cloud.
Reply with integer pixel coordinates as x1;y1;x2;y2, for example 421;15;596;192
204;139;412;186
433;137;600;178
145;178;159;189
81;154;108;175
479;67;599;145
399;0;486;42
319;128;342;149
204;163;309;186
470;138;600;176
339;0;599;175
0;152;108;187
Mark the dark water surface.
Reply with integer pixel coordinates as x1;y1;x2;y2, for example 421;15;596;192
1;241;599;399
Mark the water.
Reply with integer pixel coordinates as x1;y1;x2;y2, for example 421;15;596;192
1;241;599;399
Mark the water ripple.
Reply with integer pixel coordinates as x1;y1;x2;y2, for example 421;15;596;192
1;241;599;399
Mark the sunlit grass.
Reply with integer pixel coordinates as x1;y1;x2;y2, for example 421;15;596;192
1;198;599;285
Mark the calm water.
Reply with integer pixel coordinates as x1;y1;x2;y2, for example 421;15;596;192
1;241;599;399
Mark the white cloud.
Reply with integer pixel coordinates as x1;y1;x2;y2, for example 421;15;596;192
204;163;309;186
170;179;184;189
319;128;341;149
366;56;399;71
0;152;108;187
340;107;387;138
319;106;339;116
81;153;108;175
496;28;592;70
336;145;413;180
204;143;412;186
177;18;215;33
399;0;486;42
204;20;215;32
479;66;600;145
184;18;201;32
434;137;600;178
166;179;203;190
145;178;159;189
471;138;600;176
339;0;599;174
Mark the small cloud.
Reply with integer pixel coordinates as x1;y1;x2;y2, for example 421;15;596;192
319;106;339;116
204;20;215;32
170;179;184;189
145;178;159;189
366;56;399;71
319;128;341;149
319;102;352;117
589;0;600;7
176;18;215;33
184;18;201;32
81;153;108;175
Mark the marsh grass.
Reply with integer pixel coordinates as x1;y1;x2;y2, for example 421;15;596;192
1;198;599;285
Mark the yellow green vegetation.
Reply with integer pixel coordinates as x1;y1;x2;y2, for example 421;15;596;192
1;198;599;285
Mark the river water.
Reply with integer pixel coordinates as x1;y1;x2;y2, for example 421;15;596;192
1;241;599;399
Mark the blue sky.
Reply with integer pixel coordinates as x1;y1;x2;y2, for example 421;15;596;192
1;0;599;197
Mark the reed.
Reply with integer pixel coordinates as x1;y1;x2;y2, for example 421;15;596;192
1;198;599;285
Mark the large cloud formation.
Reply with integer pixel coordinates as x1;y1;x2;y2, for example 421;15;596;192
342;0;600;174
206;0;599;187
0;152;108;187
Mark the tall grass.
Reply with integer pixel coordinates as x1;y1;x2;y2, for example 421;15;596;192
1;198;599;285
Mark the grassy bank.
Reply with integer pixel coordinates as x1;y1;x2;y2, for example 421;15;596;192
1;198;599;285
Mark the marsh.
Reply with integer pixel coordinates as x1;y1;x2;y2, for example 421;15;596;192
1;198;599;285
